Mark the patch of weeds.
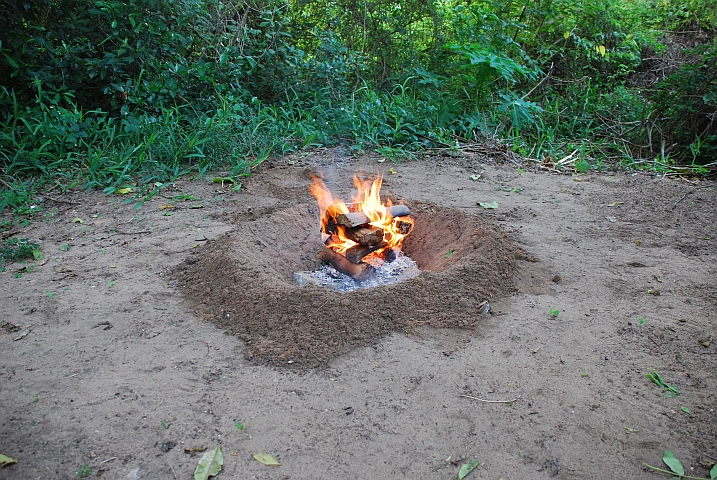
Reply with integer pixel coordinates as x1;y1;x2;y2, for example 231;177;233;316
160;421;170;429
1;238;40;267
60;244;70;252
46;291;56;299
549;308;560;318
108;280;115;287
445;249;455;258
642;450;717;479
646;371;681;397
637;316;647;326
77;464;92;478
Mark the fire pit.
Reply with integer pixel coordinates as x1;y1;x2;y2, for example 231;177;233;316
175;168;533;367
295;175;420;290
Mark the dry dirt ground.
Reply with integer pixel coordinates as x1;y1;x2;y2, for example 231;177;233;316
1;150;715;480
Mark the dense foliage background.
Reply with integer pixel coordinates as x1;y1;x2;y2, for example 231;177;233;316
1;0;715;211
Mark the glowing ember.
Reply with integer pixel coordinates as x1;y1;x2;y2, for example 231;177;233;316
309;174;414;261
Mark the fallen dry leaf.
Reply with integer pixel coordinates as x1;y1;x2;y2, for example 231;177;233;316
253;452;281;466
194;445;223;480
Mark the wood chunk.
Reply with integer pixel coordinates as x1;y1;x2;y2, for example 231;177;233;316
318;247;374;281
396;219;413;235
335;204;412;228
345;241;388;264
344;226;384;245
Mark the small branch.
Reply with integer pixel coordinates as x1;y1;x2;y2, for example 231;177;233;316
460;394;522;403
641;463;710;480
101;457;118;464
522;62;553;101
47;196;80;205
672;185;712;210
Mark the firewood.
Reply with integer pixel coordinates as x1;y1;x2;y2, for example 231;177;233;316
334;204;411;228
396;219;413;235
318;247;374;280
344;226;384;245
345;241;388;264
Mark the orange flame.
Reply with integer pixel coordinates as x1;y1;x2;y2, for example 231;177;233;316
309;174;414;258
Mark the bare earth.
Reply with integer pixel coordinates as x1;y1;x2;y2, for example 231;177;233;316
1;150;715;480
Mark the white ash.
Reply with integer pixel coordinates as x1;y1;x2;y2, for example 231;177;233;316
295;252;420;292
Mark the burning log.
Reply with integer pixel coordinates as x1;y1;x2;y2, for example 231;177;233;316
344;226;384;246
345;241;388;264
318;246;374;281
335;204;411;228
396;219;413;235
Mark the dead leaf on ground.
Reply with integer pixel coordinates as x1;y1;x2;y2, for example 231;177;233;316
184;447;206;454
458;460;480;479
253;452;281;466
13;328;32;341
478;200;498;209
699;336;712;348
0;454;18;468
193;445;223;480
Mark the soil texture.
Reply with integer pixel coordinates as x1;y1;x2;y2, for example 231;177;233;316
0;149;715;479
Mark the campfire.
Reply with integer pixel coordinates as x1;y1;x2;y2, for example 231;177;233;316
309;175;415;281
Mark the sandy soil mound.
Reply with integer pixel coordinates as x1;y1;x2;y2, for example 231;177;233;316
176;202;531;367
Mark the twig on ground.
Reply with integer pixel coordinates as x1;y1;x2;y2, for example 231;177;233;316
672;185;712;209
460;394;522;403
101;457;117;463
47;196;81;205
1;230;23;240
170;465;177;479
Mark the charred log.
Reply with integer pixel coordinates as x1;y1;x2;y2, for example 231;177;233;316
345;241;388;264
334;204;411;228
318;247;374;280
344;226;384;245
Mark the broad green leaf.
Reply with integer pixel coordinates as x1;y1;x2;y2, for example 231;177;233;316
470;174;481;181
117;187;134;195
212;177;235;184
194;445;223;480
710;463;716;479
564;31;570;39
0;454;18;467
681;406;690;413
575;159;590;172
72;218;83;224
663;450;684;476
32;250;43;261
457;460;480;479
253;453;281;466
478;200;498;209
